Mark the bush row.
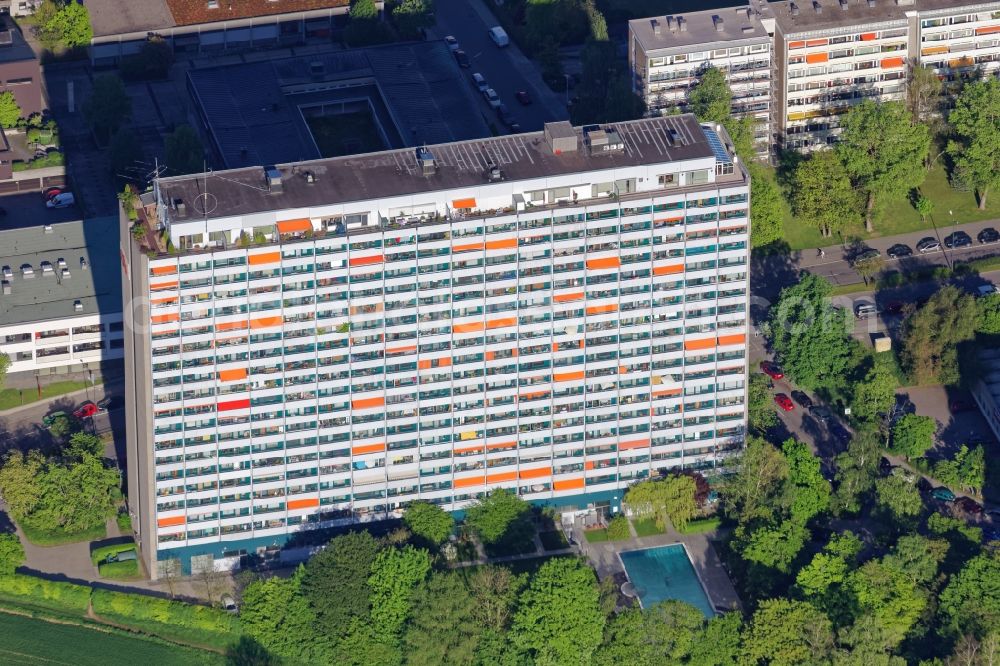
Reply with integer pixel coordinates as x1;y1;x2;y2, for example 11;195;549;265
97;560;139;579
91;588;240;646
0;574;91;614
91;542;136;565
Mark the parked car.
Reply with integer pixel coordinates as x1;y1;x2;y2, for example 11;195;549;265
791;390;813;409
488;26;510;47
482;88;501;108
945;231;973;248
979;227;1000;244
41;410;67;428
855;302;880;318
759;361;783;380
46;192;75;209
471;72;489;93
955;496;984;515
931;487;957;502
496;104;520;131
886;244;912;259
453;49;470;68
73;401;98;419
809;405;833;422
977;283;997;297
828;421;851;444
43;187;64;201
96;396;119;413
917;237;941;253
774;393;794;411
444;35;460;52
853;248;881;264
221;594;238;613
515;90;532;105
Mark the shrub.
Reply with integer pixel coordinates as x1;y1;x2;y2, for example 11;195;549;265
606;515;631;541
0;574;91;613
92;588;240;648
90;541;136;566
116;512;132;532
98;559;139;579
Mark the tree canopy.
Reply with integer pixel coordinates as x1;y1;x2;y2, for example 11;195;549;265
749;164;784;249
0;533;24;576
0;92;21;129
623;474;697;530
300;531;380;637
900;286;977;386
687;67;731;124
851;355;898;425
889;414;936;460
165;125;205;177
83;75;132;143
791;150;859;237
402;501;454;547
948;78;1000;210
837;100;930;231
742;599;834;666
465;489;533;545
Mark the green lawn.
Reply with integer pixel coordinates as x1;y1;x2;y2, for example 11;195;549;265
538;530;568;551
631;518;665;538
677;517;722;535
780;164;994;251
21;521;106;547
0;611;222;666
0;378;101;411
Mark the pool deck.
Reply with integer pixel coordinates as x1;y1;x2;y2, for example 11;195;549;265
575;517;742;613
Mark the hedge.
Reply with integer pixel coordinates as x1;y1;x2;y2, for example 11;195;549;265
91;588;240;650
98;559;140;579
91;542;136;566
0;574;91;615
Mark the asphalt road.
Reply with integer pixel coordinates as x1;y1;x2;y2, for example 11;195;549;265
797;216;1000;286
429;0;567;133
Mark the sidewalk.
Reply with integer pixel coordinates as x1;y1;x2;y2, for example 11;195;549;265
0;376;123;419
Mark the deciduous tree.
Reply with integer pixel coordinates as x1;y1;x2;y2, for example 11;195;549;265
791;150;859;237
0;533;24;576
720;436;789;525
906;62;942;124
901;286;977;385
889;414;935;460
241;567;332;663
782;438;831;524
851;355;898;424
465;489;533;545
688;612;742;666
837;100;930;231
0;92;21;129
939;553;1000;639
402;572;482;666
688;67;731;124
623;474;697;531
948;78;1000;210
402;501;454;546
468;565;525;632
846;560;927;647
742;599;834;666
749;164;783;249
368;545;431;640
512;557;605;665
976;292;1000;334
300;531;380;637
874;475;923;523
594;601;705;665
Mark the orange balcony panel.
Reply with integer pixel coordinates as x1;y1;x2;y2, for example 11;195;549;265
487;441;517;451
218;368;248;382
554;291;584;303
452;197;477;209
157;515;185;528
150;280;178;291
552;343;559;352
151;313;179;324
418;359;432;370
860;32;877;41
584;461;595;470
684;337;717;351
453;241;484;253
352;442;386;455
586;256;621;270
455;444;484;455
788;40;805;49
150;265;177;276
554;370;586;382
806;38;828;47
248;251;280;266
216;320;248;332
453;321;485;334
486;471;518;484
485;238;518;250
653;388;683;398
975;25;1000;36
386;344;416;355
717;333;746;347
486;317;517;330
922;45;949;56
352;396;385;410
485;351;496;361
454;475;486;488
586;303;618;315
150;296;178;305
349;254;384;267
654;264;684;276
438;357;452;367
519;466;552;480
250;316;283;329
519;390;550;401
218;398;250;411
554;477;585;491
287;497;319;510
880;57;905;69
805;52;828;64
619;438;651;451
276;218;312;234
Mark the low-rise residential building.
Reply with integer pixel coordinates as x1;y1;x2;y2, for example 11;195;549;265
629;8;772;157
0;14;43;118
120;115;751;575
0;216;123;375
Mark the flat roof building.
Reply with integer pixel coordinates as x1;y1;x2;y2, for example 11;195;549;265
629;8;772;157
120;115;751;576
187;42;491;169
0;216;124;374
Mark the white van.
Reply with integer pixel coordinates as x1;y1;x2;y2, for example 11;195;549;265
472;72;488;93
488;26;509;47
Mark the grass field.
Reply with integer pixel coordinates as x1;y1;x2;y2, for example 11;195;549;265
677;517;722;535
0;378;101;411
632;518;665;538
780;164;995;251
0;612;222;666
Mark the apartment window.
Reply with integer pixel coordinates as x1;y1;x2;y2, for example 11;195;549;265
712;49;727;58
6;77;32;86
657;173;678;188
728;47;742;56
5;332;30;343
15;351;32;361
673;54;687;63
689;51;706;62
749;43;767;53
649;57;665;66
686;169;710;185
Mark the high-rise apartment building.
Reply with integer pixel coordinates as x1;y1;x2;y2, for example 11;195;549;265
120;116;750;576
629;8;773;157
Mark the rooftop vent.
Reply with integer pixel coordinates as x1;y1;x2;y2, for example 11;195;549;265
666;16;675;32
678;16;687;31
265;166;283;193
544;121;578;155
43;224;52;234
895;0;914;5
304;171;315;184
840;0;848;9
21;264;33;278
813;1;822;13
1;281;9;295
0;29;12;47
712;15;724;31
57;258;65;269
416;147;436;176
73;300;82;312
742;25;754;33
176;201;186;216
867;0;876;6
61;268;70;279
584;126;625;155
40;261;53;275
790;1;799;15
80;257;88;270
651;18;660;35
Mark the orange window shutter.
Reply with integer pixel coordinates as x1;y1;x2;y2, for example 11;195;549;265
586;303;617;315
487;471;518;484
805;52;828;64
455;475;485;488
653;264;684;275
157;515;186;528
554;370;585;382
218;368;248;382
276;218;312;234
619;439;651;451
452;241;484;253
518;467;552;480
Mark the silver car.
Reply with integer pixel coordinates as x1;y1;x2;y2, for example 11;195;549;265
916;237;940;253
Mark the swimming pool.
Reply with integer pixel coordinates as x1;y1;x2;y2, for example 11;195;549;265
619;544;715;617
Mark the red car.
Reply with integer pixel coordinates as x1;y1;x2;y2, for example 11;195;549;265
515;90;532;105
774;393;794;411
760;361;784;380
73;401;98;419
